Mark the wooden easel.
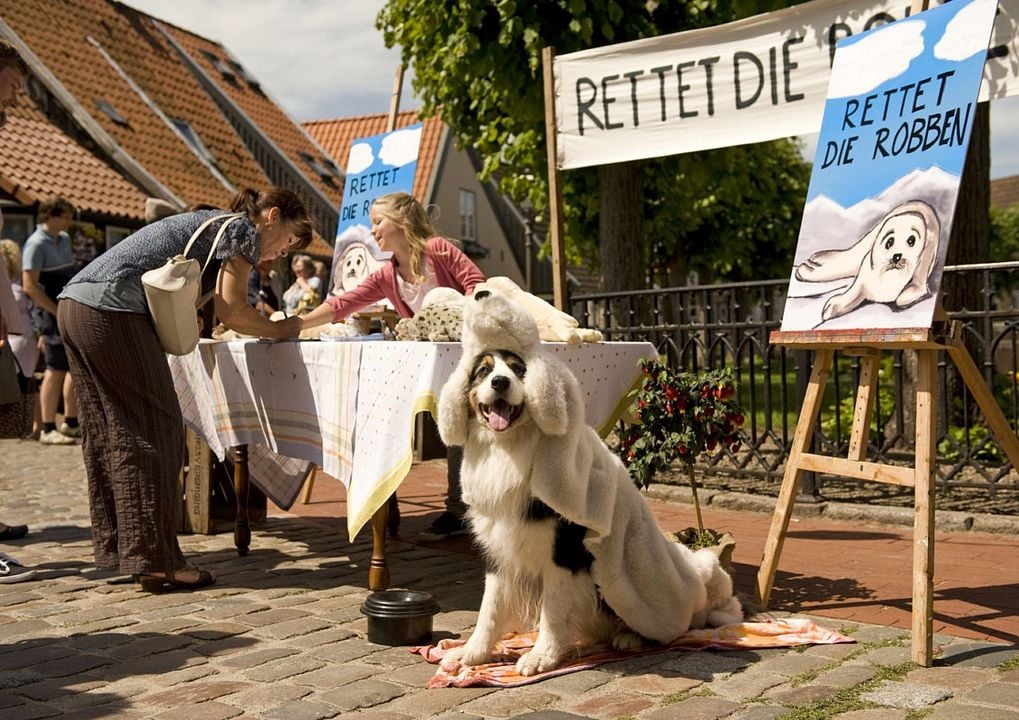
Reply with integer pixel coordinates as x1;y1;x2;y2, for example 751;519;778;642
757;314;1019;666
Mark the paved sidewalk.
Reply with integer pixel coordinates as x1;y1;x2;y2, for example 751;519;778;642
1;438;1017;720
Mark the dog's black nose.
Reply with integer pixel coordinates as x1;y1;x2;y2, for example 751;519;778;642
474;290;491;300
490;375;510;392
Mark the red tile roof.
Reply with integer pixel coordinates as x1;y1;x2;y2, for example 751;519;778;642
0;0;340;258
0;102;147;221
303;111;447;202
157;20;343;206
991;175;1019;209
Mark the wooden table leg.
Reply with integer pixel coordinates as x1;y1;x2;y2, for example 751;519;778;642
232;444;250;556
368;498;390;590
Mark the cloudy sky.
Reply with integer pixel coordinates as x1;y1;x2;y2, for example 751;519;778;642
124;0;1018;179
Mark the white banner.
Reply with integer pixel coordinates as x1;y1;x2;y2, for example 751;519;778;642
554;0;1018;169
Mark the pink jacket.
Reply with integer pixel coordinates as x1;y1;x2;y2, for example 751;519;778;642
324;236;484;321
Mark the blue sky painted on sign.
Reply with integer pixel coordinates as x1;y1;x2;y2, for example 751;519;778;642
805;0;998;207
336;123;422;237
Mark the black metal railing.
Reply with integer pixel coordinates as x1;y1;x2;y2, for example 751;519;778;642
572;262;1019;504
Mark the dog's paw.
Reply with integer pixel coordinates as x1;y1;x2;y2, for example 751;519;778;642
515;648;563;676
611;629;645;651
441;642;493;671
707;596;745;628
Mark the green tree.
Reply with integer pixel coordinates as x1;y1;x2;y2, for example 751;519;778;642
377;0;808;291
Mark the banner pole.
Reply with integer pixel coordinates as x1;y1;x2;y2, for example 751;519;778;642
542;46;568;311
386;64;405;133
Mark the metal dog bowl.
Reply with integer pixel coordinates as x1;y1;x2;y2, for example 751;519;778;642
360;589;439;645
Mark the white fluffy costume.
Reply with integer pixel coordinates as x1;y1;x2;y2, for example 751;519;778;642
438;290;740;644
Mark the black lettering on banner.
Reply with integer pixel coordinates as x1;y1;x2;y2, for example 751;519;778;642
623;69;644;127
827;22;851;66
769;46;779;105
362;199;371;217
676;61;698;119
601;74;624;130
699;56;720;116
575;77;602;135
650;64;672;122
782;36;805;103
733;51;764;109
864;12;896;30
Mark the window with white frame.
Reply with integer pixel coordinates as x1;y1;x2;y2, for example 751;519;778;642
459;189;476;243
0;213;34;245
105;226;131;247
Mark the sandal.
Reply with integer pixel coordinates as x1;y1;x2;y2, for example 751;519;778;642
136;566;216;593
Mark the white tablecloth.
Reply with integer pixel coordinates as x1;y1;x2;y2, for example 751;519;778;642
170;339;657;539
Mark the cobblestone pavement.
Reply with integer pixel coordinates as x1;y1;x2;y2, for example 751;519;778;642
2;438;1018;720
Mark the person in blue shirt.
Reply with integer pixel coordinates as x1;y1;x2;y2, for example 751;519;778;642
22;197;79;446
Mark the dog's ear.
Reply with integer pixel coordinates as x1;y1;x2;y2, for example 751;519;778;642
437;366;471;447
896;204;941;308
524;356;578;436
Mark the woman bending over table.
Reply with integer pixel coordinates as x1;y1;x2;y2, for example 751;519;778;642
57;187;311;593
301;191;485;540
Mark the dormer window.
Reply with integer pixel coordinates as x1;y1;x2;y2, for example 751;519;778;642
94;98;129;126
228;60;262;93
298;151;338;184
170;117;217;166
201;50;238;85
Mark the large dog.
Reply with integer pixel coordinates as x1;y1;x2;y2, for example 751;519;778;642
437;290;742;676
794;200;941;322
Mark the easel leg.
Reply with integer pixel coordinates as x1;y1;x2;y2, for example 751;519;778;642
912;350;936;666
847;350;880;462
757;349;833;608
368;498;390;591
946;343;1019;468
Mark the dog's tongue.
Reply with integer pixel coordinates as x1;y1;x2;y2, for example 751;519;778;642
488;400;513;431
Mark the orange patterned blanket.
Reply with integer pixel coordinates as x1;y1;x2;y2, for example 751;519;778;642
412;618;854;688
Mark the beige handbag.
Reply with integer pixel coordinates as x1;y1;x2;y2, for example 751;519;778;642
141;213;243;355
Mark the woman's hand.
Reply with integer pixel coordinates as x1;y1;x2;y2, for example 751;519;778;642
268;315;303;340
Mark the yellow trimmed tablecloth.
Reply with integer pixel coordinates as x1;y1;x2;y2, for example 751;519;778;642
170;339;657;539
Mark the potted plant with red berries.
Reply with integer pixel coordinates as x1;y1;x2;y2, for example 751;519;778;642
619;358;745;563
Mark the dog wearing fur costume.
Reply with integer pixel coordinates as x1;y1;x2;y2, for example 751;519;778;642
437;289;742;676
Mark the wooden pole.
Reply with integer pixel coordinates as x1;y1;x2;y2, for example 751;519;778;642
386;64;405;133
542;46;568;311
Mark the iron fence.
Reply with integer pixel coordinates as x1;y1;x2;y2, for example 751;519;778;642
571;262;1019;503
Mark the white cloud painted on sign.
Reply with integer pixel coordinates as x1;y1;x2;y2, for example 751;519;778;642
378;126;422;167
346;143;375;174
935;0;997;60
826;21;926;98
